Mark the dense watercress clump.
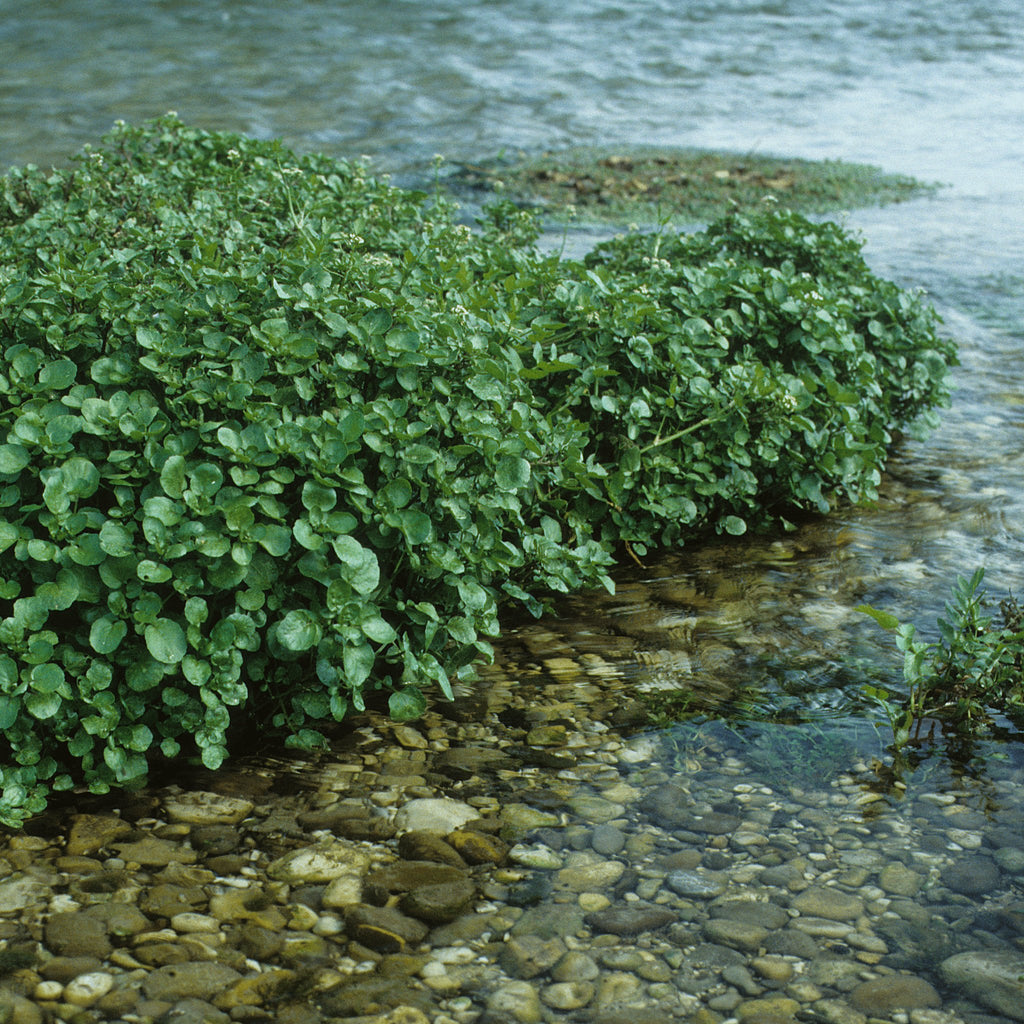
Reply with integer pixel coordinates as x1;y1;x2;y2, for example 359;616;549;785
0;116;953;825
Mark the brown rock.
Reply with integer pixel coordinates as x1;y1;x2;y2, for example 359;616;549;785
66;814;134;857
448;830;509;865
363;862;468;904
397;831;467;868
343;905;429;953
400;878;477;924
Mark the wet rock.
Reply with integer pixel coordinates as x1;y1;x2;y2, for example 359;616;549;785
942;855;1002;896
639;783;693;828
735;996;801;1022
527;724;568;747
500;803;563;840
317;976;435;1017
567;794;625;822
585;903;676;936
878;862;923;896
511;903;586;940
65;814;133;856
590;824;627;855
392;798;478;834
665;869;727;899
994;847;1024;874
266;839;373;884
112;836;197;866
791;887;865;922
499;934;568;979
363;862;467;904
940;949;1024;1020
155;998;230;1024
507;873;553;907
162;791;254;826
557;859;625;892
447;829;508;865
38;956;104;983
0;875;50;913
397;831;467;868
142;962;244;1002
63;971;115;1007
541;979;595;1009
208;887;287;930
189;826;241;858
399;877;476;924
141;883;210;921
552;950;601;982
43;912;110;959
343;904;429;952
483;980;543;1024
229;922;286;961
702;918;770;952
848;974;941;1014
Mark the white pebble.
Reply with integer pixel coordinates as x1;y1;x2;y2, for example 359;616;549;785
34;980;64;1001
171;912;220;933
64;971;114;1007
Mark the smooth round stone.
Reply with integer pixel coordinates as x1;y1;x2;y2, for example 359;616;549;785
162;791;254;826
552;951;601;983
947;827;983;849
579;893;612;912
849;975;941;1014
701;919;769;952
568;795;625;823
558;860;625;892
940;949;1024;1021
393;798;478;834
790;916;854;939
266;840;372;884
942;856;1002;896
751;956;794;983
790;886;864;922
878;863;922;897
591;824;627;855
665;869;727;900
509;844;564;870
34;980;64;1001
170;913;220;934
486;982;543;1024
541;981;595;1010
994;847;1024;874
736;996;801;1021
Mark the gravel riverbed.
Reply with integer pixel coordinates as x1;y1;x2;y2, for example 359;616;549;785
3;645;1024;1024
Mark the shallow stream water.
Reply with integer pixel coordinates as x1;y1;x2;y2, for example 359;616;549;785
3;2;1024;1021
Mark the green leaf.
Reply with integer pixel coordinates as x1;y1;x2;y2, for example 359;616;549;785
343;642;375;686
856;604;901;631
722;515;747;536
160;455;187;498
398;509;433;545
90;615;128;654
25;691;62;720
389;686;427;722
137;559;173;583
0;445;30;474
495;456;531;491
277;609;322;652
99;520;134;557
145;618;187;664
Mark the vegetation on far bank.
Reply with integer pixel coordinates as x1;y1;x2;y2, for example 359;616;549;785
450;146;940;226
0;116;954;825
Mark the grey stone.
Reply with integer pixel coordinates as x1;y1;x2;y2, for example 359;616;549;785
665;869;727;900
499;934;568;979
154;998;231;1024
848;974;941;1014
511;902;585;940
585;903;676;936
942;855;1002;896
790;886;865;921
142;963;243;1002
940;949;1024;1021
590;824;627;856
484;981;543;1024
702;917;769;952
399;877;476;924
393;798;478;834
266;840;372;884
162;791;253;826
342;904;429;952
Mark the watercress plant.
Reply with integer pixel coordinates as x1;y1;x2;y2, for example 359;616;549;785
0;116;953;825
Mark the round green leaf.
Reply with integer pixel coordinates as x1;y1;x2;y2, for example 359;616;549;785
722;515;747;536
0;445;30;474
61;457;100;499
145;618;187;664
137;559;173;583
25;690;62;720
277;609;322;652
495;456;531;491
160;455;186;498
398;509;433;546
90;614;128;655
301;480;337;512
99;520;134;557
389;686;427;722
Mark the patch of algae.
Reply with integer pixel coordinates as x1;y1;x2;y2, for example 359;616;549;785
450;146;940;225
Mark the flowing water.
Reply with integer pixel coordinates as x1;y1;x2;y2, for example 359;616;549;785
4;1;1024;1019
